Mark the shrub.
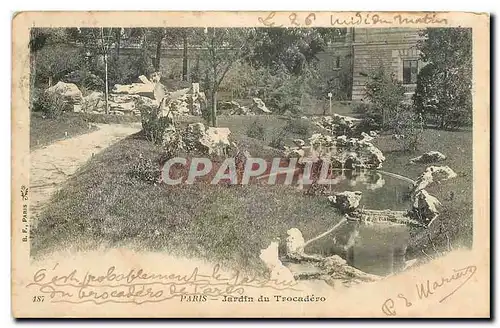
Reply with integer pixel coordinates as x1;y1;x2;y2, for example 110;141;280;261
246;120;266;140
33;92;69;118
365;66;406;130
62;69;105;91
284;118;310;137
127;157;161;185
389;105;424;152
268;128;288;150
136;99;172;145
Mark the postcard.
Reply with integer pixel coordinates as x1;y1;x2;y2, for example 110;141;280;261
11;11;490;318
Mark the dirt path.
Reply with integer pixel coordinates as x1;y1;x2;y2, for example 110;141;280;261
29;123;141;221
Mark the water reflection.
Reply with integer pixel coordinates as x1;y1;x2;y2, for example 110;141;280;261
329;169;411;211
308;221;411;276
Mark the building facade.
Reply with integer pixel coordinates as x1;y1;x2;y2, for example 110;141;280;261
319;28;425;102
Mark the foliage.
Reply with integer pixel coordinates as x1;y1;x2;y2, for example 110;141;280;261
136;99;172;145
34;43;85;86
33;91;70;118
284;118;310;137
62;68;105;91
388;105;424;152
248;27;346;75
413;28;472;129
128;157;161;185
268;127;288;150
246;120;266;140
364;66;406;130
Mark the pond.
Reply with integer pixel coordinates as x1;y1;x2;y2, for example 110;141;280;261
305;169;416;276
324;169;413;211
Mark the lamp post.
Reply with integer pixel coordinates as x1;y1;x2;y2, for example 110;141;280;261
327;92;332;115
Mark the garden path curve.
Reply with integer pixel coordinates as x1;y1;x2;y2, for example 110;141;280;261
29;123;142;223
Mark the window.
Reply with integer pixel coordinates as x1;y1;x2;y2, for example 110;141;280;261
403;60;418;84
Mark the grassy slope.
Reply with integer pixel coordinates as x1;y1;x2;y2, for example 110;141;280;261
373;128;473;255
31;128;345;273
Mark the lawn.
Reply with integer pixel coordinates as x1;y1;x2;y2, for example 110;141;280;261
30;127;346;274
30;112;96;149
373;128;473;256
30;114;473;274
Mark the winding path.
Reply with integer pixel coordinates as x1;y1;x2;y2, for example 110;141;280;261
29;123;141;223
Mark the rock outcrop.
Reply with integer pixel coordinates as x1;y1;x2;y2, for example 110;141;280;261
410;151;447;164
251;97;272;114
45;81;83;107
413;165;458;193
408;190;442;227
259;241;296;282
183;123;231;155
327;191;362;213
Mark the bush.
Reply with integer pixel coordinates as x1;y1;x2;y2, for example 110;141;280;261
246;120;266;140
136;99;172;145
62;69;105;91
365;66;406;130
268;128;288;150
284;118;310;137
33;92;70;118
127;157;161;185
389;105;424;152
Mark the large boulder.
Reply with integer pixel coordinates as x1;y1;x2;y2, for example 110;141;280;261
286;228;306;257
413;165;457;193
183;123;231;155
410;151;447;164
112;83;156;98
328;191;362;213
82;91;105;112
259;241;295;282
408;190;442;227
45;81;83;105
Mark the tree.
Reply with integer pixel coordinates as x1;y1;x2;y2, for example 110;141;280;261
413;28;472;129
364;66;406;130
201;28;253;127
247;27;345;75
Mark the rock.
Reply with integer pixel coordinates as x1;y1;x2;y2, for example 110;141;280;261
252;97;272;113
369;130;378;137
328;191;362;213
313;114;361;135
259;241;295;282
410;151;447;164
408;190;442;227
413;166;457;193
293;139;305;148
45;81;83;105
183;123;231;155
112;83;156;98
138;75;152;84
360;132;374;142
358;141;386;169
286;228;305;257
82;91;105;112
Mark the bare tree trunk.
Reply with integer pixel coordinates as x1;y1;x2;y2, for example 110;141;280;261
104;53;109;115
48;76;53;88
154;37;163;72
210;90;217;127
115;30;121;59
182;34;188;81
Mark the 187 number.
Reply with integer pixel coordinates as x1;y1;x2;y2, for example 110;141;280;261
32;296;44;303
